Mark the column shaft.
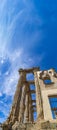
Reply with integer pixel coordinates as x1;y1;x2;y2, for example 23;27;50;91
24;85;29;123
29;96;33;122
8;71;26;123
34;71;43;119
18;84;26;122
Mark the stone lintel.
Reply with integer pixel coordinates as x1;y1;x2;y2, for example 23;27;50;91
23;80;34;85
27;80;35;84
19;67;40;74
30;90;36;93
32;109;36;112
32;100;36;103
27;90;36;94
32;105;36;108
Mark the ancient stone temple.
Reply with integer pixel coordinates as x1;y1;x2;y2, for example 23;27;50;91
1;67;57;130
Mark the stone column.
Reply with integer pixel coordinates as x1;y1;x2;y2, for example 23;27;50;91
24;84;29;123
18;84;26;122
8;70;26;124
31;108;34;122
13;70;26;104
34;70;43;120
29;96;33;122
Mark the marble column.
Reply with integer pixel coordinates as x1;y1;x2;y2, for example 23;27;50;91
29;96;33;122
24;85;29;123
18;84;26;122
34;71;43;120
8;70;26;123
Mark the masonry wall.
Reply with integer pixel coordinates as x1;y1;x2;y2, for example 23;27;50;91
36;68;57;121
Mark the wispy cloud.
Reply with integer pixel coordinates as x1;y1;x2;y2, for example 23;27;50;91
0;50;44;122
0;49;44;96
0;0;44;123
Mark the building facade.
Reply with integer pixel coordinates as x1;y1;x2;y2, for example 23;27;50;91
1;67;57;130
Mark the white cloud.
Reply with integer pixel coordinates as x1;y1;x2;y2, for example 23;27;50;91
1;59;4;64
0;47;44;96
0;0;44;123
0;92;2;97
0;45;44;123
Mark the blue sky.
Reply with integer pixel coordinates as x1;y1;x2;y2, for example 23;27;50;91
0;0;57;122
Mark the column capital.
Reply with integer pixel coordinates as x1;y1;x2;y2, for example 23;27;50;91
18;68;26;76
33;68;40;74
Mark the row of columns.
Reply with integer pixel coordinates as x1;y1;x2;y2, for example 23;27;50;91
7;70;35;124
6;67;43;125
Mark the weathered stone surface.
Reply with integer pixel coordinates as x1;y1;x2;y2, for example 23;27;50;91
12;121;26;130
11;121;57;130
2;67;57;130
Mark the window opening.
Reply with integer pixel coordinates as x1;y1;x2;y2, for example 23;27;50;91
31;93;36;100
44;79;52;84
30;85;35;90
30;85;37;121
26;73;34;81
33;112;37;121
49;95;57;119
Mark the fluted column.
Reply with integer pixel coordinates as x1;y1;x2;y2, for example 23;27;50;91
10;87;22;123
8;70;26;123
34;70;43;120
18;84;26;122
29;96;33;122
24;84;29;123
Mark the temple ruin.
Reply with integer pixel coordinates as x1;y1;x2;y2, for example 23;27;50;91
1;67;57;130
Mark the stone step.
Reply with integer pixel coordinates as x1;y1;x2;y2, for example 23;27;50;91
2;121;57;130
